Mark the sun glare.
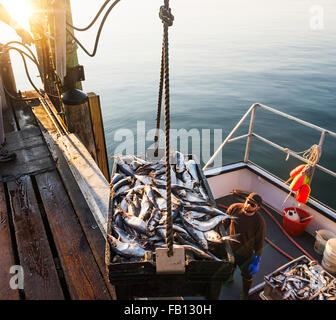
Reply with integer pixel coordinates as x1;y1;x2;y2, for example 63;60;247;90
2;0;32;31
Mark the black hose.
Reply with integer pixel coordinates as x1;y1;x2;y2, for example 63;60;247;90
66;0;112;31
66;0;120;57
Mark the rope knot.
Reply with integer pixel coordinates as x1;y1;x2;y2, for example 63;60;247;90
159;5;174;26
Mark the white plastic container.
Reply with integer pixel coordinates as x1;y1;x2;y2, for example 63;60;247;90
314;229;336;255
322;238;336;274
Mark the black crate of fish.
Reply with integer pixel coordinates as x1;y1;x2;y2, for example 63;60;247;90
263;255;335;300
105;152;235;296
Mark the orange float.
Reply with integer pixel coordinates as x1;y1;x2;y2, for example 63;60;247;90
296;184;311;203
287;164;312;204
290;164;306;179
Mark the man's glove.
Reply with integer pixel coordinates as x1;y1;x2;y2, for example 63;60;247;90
15;26;33;45
248;255;261;275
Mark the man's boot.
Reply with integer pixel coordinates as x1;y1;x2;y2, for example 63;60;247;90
0;147;16;162
240;277;253;300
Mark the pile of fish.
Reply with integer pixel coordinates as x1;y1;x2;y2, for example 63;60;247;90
312;279;336;300
265;259;335;300
107;152;236;263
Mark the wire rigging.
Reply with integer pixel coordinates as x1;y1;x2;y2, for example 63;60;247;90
66;0;120;57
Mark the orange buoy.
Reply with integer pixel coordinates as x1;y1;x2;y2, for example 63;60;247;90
290;164;306;179
296;184;311;203
290;172;305;192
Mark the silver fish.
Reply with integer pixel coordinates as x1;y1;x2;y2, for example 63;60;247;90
111;176;133;194
186;159;200;183
109;173;125;186
126;198;139;217
111;223;138;243
184;191;209;204
182;219;208;250
184;204;231;217
204;230;240;244
156;197;167;211
117;162;135;177
120;198;128;212
182;170;192;184
107;234;146;258
135;174;152;185
113;185;130;197
120;210;147;234
175;151;186;173
146;208;161;233
133;193;141;211
144;185;158;207
182;214;226;232
138;192;152;221
182;210;207;220
199;186;208;200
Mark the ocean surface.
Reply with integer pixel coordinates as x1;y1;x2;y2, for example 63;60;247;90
8;0;336;209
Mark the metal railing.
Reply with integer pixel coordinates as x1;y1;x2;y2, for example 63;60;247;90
203;103;336;183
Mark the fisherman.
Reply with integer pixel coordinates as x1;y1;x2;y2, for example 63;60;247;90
224;192;266;300
0;3;33;162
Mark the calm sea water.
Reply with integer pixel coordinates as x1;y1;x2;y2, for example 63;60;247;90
10;1;336;208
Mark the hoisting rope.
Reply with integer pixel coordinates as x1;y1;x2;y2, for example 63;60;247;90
157;0;174;257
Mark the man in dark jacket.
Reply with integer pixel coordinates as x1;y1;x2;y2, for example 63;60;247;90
224;192;266;300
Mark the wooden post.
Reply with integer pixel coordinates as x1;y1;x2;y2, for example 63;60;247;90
87;92;110;181
63;98;98;163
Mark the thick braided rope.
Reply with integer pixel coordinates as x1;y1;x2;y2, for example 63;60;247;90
153;39;165;157
161;0;174;257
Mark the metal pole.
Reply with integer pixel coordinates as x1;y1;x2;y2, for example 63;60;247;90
203;103;257;170
244;105;257;163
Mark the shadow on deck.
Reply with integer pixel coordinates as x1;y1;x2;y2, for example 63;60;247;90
0;93;115;300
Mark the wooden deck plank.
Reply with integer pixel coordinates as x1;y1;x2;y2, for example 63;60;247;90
7;176;64;300
35;170;111;300
32;104;116;299
0;129;55;182
10;98;38;131
0;183;20;300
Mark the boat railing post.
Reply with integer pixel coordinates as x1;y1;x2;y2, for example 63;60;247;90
203;103;257;170
244;104;257;163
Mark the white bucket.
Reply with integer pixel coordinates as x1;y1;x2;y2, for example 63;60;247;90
322;238;336;274
314;229;336;255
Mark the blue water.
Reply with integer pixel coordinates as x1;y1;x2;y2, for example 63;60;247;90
71;0;336;209
9;0;336;209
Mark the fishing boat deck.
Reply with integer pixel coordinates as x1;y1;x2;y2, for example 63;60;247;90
0;93;115;300
0;92;326;301
214;194;322;300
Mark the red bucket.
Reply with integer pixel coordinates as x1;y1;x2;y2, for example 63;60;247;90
282;207;312;237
